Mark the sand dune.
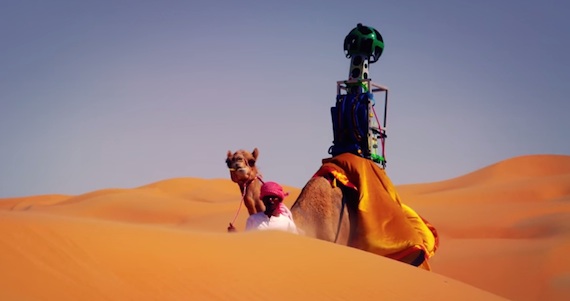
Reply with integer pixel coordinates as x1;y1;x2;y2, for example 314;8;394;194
1;154;569;300
0;211;506;301
399;154;570;301
399;154;570;203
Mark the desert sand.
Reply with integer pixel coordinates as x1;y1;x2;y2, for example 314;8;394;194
1;154;569;301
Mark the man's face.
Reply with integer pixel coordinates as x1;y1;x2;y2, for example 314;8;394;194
262;195;281;214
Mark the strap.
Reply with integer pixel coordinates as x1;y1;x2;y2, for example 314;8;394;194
334;192;347;243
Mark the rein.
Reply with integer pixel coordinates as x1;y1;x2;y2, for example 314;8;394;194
229;174;264;225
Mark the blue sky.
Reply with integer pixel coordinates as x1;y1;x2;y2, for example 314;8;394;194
1;0;569;197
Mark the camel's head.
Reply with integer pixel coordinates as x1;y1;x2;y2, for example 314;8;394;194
226;148;259;184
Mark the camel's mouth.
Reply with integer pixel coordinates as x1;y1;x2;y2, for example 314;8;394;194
229;166;253;183
229;166;250;174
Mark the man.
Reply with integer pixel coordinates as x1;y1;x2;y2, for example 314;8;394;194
228;181;298;234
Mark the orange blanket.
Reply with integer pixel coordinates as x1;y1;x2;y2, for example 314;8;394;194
314;153;439;268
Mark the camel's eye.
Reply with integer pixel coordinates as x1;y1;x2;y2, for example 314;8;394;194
248;159;255;167
226;159;233;168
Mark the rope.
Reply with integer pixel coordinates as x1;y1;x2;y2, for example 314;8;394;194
230;182;247;225
229;175;264;226
256;174;265;185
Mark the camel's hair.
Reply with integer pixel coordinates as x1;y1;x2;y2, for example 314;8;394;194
291;176;352;244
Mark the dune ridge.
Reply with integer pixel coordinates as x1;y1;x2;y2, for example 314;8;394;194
399;154;570;200
1;154;569;300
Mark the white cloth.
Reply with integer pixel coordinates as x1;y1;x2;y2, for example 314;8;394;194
245;212;298;234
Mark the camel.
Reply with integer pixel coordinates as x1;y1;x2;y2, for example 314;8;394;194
290;153;438;270
290;176;352;244
226;148;264;215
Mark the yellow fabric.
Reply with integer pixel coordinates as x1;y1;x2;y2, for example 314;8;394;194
316;153;439;266
330;170;350;187
401;203;439;258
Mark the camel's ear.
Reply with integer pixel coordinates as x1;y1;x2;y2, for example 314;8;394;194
227;150;233;159
252;148;259;160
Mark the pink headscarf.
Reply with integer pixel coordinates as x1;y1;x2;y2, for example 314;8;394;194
260;182;294;220
260;181;289;200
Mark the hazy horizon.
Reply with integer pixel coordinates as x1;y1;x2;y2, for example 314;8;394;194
1;0;569;197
